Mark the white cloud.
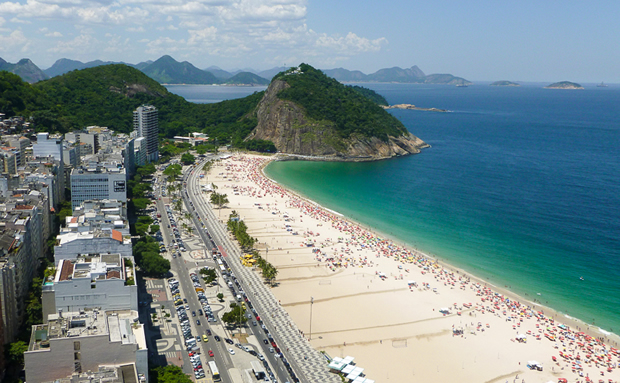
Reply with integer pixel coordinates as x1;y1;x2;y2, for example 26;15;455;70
0;30;29;53
0;0;387;68
11;17;31;24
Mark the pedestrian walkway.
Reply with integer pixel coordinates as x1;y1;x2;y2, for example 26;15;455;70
194;186;340;383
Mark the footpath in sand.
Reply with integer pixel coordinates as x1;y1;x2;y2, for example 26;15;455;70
202;153;620;383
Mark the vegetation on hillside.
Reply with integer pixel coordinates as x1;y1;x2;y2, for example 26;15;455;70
274;64;408;141
348;85;389;106
1;65;265;146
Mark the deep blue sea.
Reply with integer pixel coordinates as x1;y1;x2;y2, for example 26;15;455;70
168;82;620;335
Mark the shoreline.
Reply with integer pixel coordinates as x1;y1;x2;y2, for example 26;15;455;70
261;157;619;341
205;155;620;382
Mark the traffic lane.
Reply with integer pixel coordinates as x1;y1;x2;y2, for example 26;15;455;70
185;171;298;383
184;166;291;382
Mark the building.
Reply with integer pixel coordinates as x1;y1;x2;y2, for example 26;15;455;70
132;105;158;163
24;309;148;382
64;200;128;235
70;165;126;210
53;229;132;266
65;131;99;155
39;364;142;383
42;254;137;319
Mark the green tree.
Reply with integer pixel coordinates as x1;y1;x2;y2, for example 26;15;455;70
181;153;195;165
210;192;229;210
6;341;28;365
150;224;160;234
222;303;247;328
140;252;171;277
136;163;157;178
217;293;224;302
150;365;193;383
195;145;207;155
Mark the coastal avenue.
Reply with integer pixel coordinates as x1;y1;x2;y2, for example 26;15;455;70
182;156;340;383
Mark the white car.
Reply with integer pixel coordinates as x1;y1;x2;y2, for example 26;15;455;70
228;348;235;355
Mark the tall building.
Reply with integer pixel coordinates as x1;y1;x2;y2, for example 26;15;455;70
133;105;158;163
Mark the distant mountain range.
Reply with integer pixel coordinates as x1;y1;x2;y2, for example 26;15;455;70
322;65;471;85
0;55;471;86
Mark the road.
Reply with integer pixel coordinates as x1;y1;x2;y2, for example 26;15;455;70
182;157;340;383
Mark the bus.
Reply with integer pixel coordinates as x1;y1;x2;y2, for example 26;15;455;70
208;361;221;382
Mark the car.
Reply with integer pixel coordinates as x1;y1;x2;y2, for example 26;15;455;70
198;309;203;316
196;319;201;325
202;334;209;342
206;329;212;336
269;347;274;353
263;339;269;345
192;311;196;317
225;338;233;345
258;354;265;361
228;348;235;355
208;350;214;357
252;320;257;326
214;335;221;342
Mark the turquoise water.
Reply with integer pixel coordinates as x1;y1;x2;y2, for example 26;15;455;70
264;83;620;334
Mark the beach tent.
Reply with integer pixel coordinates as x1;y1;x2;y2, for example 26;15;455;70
342;356;355;364
346;367;365;380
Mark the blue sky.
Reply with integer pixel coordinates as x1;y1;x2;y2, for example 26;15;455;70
0;0;618;82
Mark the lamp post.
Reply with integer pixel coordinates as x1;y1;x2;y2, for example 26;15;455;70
309;296;314;340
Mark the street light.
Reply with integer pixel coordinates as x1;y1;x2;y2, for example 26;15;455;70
309;296;314;340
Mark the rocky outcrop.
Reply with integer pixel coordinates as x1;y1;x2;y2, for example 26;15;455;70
545;81;584;89
246;79;429;161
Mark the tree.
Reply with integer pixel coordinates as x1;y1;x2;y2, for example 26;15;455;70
217;293;224;302
263;264;279;285
150;224;160;234
150;365;193;383
163;163;182;181
181;153;195;165
140;252;171;277
136;163;156;178
200;268;217;284
196;145;207;155
6;341;28;365
210;192;229;210
222;303;247;328
173;199;183;214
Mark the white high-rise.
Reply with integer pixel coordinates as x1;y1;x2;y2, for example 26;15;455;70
133;105;158;163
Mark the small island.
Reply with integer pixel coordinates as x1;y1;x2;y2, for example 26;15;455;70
490;81;520;87
545;81;584;89
382;104;448;112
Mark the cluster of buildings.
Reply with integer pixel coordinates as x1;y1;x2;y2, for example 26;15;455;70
0;105;160;382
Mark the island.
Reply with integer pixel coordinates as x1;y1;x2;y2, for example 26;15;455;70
382;104;448;112
544;81;584;89
490;81;520;86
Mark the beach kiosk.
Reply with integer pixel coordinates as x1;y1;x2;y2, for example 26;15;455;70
527;361;543;371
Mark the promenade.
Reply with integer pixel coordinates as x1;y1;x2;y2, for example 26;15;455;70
186;162;341;383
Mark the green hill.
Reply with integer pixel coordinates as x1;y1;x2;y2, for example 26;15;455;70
274;64;408;141
1;64;262;143
0;58;49;83
141;55;219;84
225;72;269;85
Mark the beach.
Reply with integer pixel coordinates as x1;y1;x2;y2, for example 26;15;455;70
202;153;620;383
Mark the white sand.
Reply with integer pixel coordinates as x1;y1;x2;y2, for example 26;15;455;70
201;153;620;383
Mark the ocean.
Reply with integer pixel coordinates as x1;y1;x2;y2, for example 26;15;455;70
167;82;620;335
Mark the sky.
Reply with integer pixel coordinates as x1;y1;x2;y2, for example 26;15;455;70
0;0;619;82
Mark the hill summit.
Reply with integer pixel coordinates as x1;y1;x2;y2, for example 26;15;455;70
246;64;428;160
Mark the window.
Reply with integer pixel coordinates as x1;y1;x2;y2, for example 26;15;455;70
74;352;81;360
74;341;80;350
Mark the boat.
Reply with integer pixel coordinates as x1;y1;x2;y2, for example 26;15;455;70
456;84;469;87
597;82;608;87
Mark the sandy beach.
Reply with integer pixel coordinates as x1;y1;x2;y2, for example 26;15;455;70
201;153;620;383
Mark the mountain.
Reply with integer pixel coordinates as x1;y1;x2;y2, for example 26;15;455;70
544;81;583;89
322;68;368;82
225;72;269;85
140;55;219;84
366;66;426;82
0;58;48;83
133;60;153;71
44;58;120;77
257;67;288;81
206;66;233;80
1;64;263;139
246;64;428;160
321;65;471;85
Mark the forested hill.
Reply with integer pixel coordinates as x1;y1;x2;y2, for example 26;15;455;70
274;64;406;141
246;64;428;159
1;63;423;159
0;64;263;143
